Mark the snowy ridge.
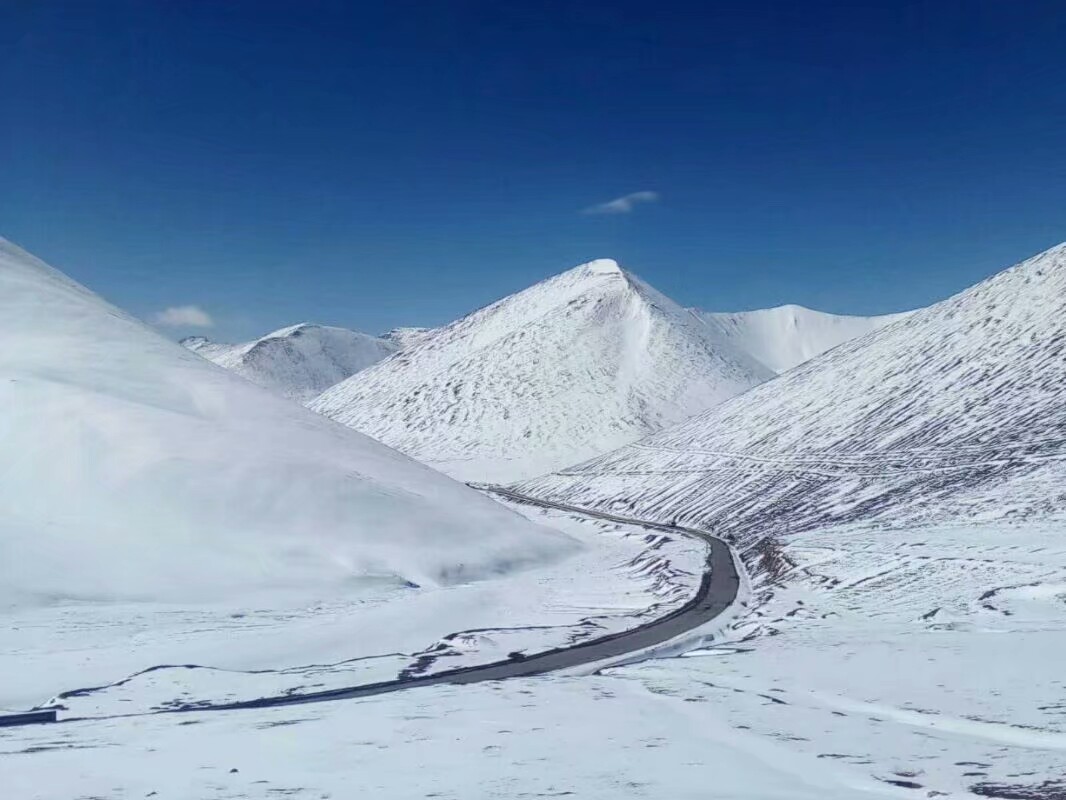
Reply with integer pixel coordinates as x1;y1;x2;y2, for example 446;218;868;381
0;238;575;607
182;323;397;401
310;259;773;482
381;326;435;349
696;304;913;373
518;243;1066;539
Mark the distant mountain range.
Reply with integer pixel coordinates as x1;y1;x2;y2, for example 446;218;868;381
305;260;909;481
185;299;905;411
182;324;398;402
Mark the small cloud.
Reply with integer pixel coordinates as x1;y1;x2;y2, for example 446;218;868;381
582;190;659;215
153;305;214;328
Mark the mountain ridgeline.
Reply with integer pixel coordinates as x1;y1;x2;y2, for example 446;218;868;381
309;259;774;482
183;324;398;402
517;243;1066;542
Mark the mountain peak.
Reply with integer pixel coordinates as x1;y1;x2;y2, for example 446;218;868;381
584;258;622;275
182;323;397;401
310;258;772;482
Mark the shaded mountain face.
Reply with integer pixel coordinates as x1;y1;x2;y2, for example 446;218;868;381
0;239;575;607
182;324;398;402
518;243;1066;541
309;259;774;482
696;305;912;374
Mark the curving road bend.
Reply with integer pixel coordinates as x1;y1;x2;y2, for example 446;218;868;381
8;487;739;726
179;487;740;712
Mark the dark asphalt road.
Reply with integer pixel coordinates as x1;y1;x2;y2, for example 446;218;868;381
23;487;739;726
172;487;740;712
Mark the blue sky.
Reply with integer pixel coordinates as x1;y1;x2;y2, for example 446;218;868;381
3;0;1064;341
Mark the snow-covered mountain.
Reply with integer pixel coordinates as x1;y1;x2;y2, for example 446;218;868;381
519;243;1066;540
381;326;435;349
182;324;398;401
0;239;574;607
696;304;912;374
310;259;774;482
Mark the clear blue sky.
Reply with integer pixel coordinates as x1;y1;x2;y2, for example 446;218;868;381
3;0;1064;341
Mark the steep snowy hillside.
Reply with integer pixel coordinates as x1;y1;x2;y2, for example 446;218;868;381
182;324;397;401
310;259;773;482
697;304;912;373
519;243;1066;539
0;239;574;607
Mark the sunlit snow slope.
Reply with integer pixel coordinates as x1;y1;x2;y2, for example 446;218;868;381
310;259;773;482
381;326;435;349
519;243;1066;539
182;324;398;401
0;239;574;607
697;304;912;373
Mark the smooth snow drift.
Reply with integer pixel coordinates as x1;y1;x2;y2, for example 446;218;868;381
519;243;1066;539
310;259;772;482
0;239;575;608
696;304;912;374
182;324;397;402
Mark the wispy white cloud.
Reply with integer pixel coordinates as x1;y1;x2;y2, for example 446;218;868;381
582;190;659;215
153;305;215;328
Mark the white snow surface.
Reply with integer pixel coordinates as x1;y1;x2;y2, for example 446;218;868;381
6;519;1063;798
519;243;1066;539
5;241;1066;797
697;303;913;374
380;325;436;349
0;501;703;716
0;238;575;607
599;518;1066;798
310;258;773;482
181;323;398;401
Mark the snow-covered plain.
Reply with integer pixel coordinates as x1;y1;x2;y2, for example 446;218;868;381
6;518;1062;800
182;323;398;401
0;238;574;609
599;519;1066;799
697;304;912;374
311;258;773;482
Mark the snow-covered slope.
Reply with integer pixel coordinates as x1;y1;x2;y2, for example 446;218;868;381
519;243;1066;539
310;259;773;482
381;326;435;349
182;324;397;401
0;239;574;607
696;304;912;373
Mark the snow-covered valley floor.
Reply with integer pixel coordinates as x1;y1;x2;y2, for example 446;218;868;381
4;519;1064;799
0;501;704;719
608;521;1066;798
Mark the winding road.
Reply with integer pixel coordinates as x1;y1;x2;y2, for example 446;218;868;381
8;487;739;726
178;487;740;712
